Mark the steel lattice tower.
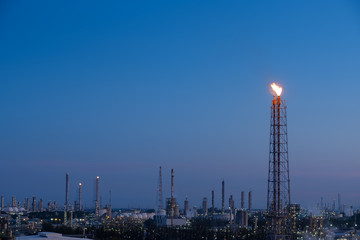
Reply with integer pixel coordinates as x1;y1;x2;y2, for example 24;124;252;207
267;87;292;240
157;166;163;211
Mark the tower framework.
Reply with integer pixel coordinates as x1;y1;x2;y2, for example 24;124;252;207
157;166;163;211
267;95;292;240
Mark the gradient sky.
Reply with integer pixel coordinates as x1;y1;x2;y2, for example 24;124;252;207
1;0;360;210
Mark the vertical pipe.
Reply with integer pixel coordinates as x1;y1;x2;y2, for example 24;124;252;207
39;198;43;212
79;183;82;211
184;196;189;216
96;176;100;217
212;190;214;215
249;191;252;213
108;190;112;219
70;209;73;228
65;173;69;211
241;191;244;209
1;195;3;211
229;195;233;227
171;169;174;226
222;180;225;213
32;196;36;212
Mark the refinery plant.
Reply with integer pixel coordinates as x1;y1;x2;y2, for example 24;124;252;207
0;84;357;240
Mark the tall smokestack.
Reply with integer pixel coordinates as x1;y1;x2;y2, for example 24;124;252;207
1;195;3;211
32;196;36;212
229;195;234;227
96;176;100;217
12;196;16;207
65;173;69;211
184;196;189;216
48;201;52;211
320;196;323;210
171;169;174;226
222;180;225;213
79;183;82;211
248;191;252;213
211;190;215;215
39;198;43;212
202;197;208;216
241;191;245;209
229;195;234;213
26;198;30;211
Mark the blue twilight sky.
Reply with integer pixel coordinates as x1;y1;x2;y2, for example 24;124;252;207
1;0;360;210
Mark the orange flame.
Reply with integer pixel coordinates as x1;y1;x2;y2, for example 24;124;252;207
271;83;282;96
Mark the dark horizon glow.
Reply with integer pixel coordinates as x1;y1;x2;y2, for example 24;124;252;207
1;0;360;210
